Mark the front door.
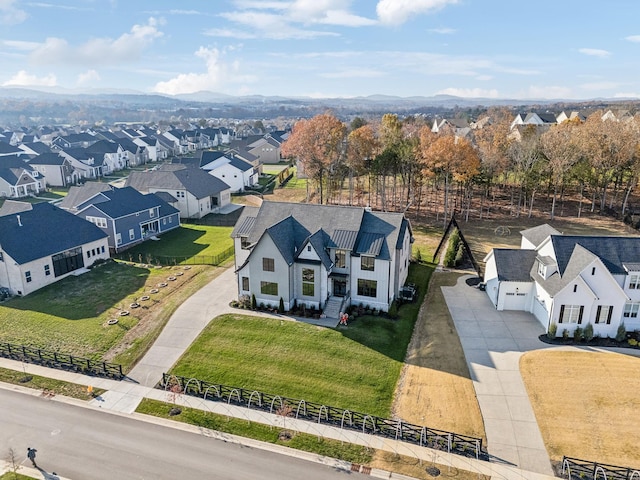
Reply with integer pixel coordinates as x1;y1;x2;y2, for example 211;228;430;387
333;279;347;297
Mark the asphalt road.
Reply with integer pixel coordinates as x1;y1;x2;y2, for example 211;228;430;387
0;389;361;480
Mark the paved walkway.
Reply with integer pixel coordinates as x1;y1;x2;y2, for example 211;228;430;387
441;274;554;476
0;359;558;480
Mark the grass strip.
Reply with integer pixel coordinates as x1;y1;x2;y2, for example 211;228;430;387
136;398;373;464
0;366;105;400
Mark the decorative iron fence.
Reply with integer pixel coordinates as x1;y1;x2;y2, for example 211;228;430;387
116;246;234;266
0;342;124;379
561;457;640;480
159;373;487;460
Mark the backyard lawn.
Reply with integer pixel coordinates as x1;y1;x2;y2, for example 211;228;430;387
0;261;222;371
169;262;433;417
118;225;234;263
521;350;640;468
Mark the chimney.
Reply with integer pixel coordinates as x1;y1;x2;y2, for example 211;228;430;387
17;215;22;227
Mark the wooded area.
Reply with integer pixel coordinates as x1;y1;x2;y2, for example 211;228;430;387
281;108;640;227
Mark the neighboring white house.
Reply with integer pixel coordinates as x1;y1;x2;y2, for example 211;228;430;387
199;151;258;193
231;202;413;314
483;224;640;337
0;202;109;296
125;164;232;219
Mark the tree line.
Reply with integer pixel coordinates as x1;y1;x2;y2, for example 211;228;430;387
281;108;640;225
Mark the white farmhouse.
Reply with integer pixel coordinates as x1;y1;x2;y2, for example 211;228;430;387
484;224;640;337
231;202;413;316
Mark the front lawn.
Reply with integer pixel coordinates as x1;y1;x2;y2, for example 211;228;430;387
521;350;640;467
119;225;234;263
170;263;432;418
0;261;220;371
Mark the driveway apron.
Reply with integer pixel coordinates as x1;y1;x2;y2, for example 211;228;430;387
441;274;554;476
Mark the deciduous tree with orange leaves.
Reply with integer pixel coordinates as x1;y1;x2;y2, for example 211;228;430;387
281;113;346;204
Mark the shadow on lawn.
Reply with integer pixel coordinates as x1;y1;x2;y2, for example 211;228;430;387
0;261;150;320
123;226;208;259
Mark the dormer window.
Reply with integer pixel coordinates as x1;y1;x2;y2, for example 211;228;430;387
537;262;546;278
629;274;640;289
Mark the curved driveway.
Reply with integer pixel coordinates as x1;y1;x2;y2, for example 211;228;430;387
441;274;554;476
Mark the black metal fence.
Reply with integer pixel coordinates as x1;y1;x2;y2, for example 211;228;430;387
159;373;487;460
0;342;124;379
116;246;234;266
561;457;640;480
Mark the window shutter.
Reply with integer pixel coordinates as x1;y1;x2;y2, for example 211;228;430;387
578;306;584;324
595;306;601;324
606;306;613;325
559;305;565;323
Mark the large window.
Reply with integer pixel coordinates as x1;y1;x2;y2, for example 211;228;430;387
630;274;640;289
260;281;278;296
335;250;346;268
357;279;377;298
86;216;107;228
52;247;84;277
242;276;249;291
361;256;375;271
595;305;613;324
262;257;275;272
558;304;584;324
623;302;640;318
302;268;315;296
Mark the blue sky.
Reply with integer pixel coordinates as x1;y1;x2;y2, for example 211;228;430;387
1;0;639;99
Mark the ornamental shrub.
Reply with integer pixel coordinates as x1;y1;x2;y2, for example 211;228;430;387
547;322;557;339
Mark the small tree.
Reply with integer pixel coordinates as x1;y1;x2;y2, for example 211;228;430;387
573;326;584;343
547;322;557;340
616;322;627;342
7;447;21;479
414;248;422;263
278;297;285;314
251;294;257;310
583;323;594;342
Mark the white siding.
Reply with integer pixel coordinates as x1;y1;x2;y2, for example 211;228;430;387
350;256;391;311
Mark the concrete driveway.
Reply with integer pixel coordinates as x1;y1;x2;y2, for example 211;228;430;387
441;274;554;476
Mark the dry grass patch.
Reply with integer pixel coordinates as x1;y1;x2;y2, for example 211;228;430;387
521;350;640;467
369;451;488;480
391;271;486;440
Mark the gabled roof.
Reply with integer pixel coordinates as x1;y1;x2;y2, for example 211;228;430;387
298;229;333;269
77;186;164;219
551;235;640;276
85;139;120;154
58;182;112;211
0;143;24;155
231;201;408;265
0;200;32;217
154;191;177;203
520;224;561;248
492;249;537;282
20;142;51;155
228;155;254;172
28;152;68;166
0;202;107;264
125;166;231;199
533;244;601;297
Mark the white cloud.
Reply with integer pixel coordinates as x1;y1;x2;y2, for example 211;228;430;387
25;2;90;11
288;0;376;26
436;87;498;98
613;92;640;98
475;74;492;81
1;39;39;50
321;68;385;79
523;85;574;99
0;0;27;24
153;46;257;95
2;70;56;86
77;69;100;86
429;27;455;34
625;35;640;43
578;48;610;58
376;0;458;26
215;11;339;39
233;0;289;9
579;81;618;91
30;17;163;66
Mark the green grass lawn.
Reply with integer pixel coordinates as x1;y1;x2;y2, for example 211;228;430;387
119;225;234;261
0;261;161;359
169;263;433;417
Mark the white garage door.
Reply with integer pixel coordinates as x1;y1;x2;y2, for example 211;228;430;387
503;291;527;310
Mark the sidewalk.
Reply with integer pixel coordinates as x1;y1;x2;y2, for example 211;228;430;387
0;359;558;480
441;274;554;476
